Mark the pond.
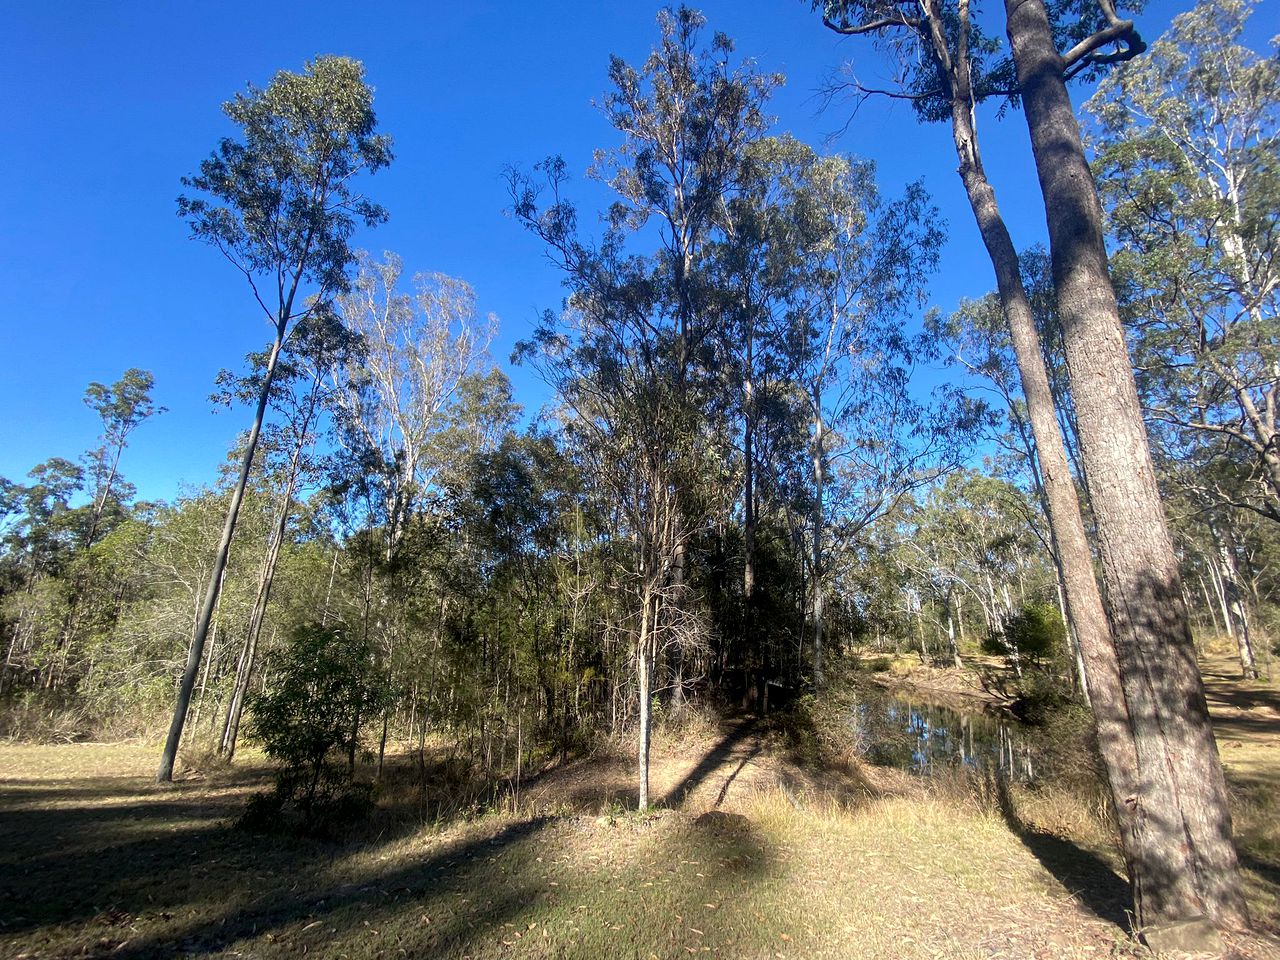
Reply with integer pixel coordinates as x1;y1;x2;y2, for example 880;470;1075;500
851;684;1041;782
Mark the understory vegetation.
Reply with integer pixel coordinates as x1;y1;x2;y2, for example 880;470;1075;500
2;658;1277;959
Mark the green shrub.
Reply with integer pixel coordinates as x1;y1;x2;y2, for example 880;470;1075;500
983;602;1065;668
242;622;387;836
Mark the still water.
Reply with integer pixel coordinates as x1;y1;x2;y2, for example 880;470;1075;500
851;684;1040;782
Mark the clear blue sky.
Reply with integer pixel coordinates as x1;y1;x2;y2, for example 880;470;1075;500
2;0;1272;503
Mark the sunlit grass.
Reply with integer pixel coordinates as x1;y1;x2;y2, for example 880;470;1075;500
2;742;1144;960
3;657;1277;960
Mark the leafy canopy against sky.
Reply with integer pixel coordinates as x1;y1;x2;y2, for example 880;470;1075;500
2;0;1272;502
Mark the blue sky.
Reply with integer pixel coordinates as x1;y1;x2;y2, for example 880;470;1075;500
2;0;1273;503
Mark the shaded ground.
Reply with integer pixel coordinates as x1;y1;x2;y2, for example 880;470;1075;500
1;658;1277;960
880;651;1280;947
0;741;1130;960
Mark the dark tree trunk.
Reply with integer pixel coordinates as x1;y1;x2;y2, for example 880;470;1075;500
1005;0;1248;929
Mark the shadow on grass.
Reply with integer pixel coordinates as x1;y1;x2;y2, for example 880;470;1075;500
118;815;557;959
990;773;1131;930
662;717;760;807
0;768;557;959
1;750;782;960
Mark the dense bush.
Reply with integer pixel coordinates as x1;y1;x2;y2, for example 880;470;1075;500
983;602;1065;668
241;622;387;836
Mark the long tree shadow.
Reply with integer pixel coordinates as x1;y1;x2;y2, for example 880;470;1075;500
990;773;1132;930
3;765;787;960
1;780;559;960
0;756;536;944
714;749;759;807
663;717;761;807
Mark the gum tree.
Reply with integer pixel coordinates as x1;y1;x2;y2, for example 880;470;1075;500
817;0;1248;931
157;56;392;783
1005;0;1248;928
81;369;163;550
1088;0;1280;524
511;7;777;809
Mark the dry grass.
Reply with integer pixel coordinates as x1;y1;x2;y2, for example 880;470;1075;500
2;658;1278;960
0;742;1143;960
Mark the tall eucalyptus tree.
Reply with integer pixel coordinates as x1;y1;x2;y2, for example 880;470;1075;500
816;0;1248;930
716;137;946;685
1088;0;1280;525
813;2;1136;854
332;252;497;560
511;7;778;808
215;314;356;760
157;56;392;783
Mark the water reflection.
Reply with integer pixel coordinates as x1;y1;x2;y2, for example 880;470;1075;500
852;686;1039;782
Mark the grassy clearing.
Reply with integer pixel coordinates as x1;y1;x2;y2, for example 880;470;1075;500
0;746;1128;960
1;661;1278;960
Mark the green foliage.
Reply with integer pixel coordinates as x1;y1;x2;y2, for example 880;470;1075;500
813;0;1020;123
1011;667;1076;725
997;602;1066;664
244;623;386;835
177;56;392;306
1087;0;1280;520
83;370;163;452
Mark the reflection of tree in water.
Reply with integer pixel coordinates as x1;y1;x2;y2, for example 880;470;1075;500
852;688;1040;781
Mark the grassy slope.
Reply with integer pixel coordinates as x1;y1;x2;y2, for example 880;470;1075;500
0;659;1276;960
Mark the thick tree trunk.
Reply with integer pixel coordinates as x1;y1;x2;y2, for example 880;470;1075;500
1005;0;1248;929
156;333;284;783
924;0;1141;915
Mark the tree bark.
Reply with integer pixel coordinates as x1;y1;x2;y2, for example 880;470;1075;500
916;0;1140;918
1005;0;1249;929
1207;554;1234;641
156;333;284;783
636;588;655;811
1198;571;1222;638
945;590;962;670
218;485;289;760
220;383;322;760
811;413;826;686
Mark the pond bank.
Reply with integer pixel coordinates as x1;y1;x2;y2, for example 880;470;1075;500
856;654;1024;712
